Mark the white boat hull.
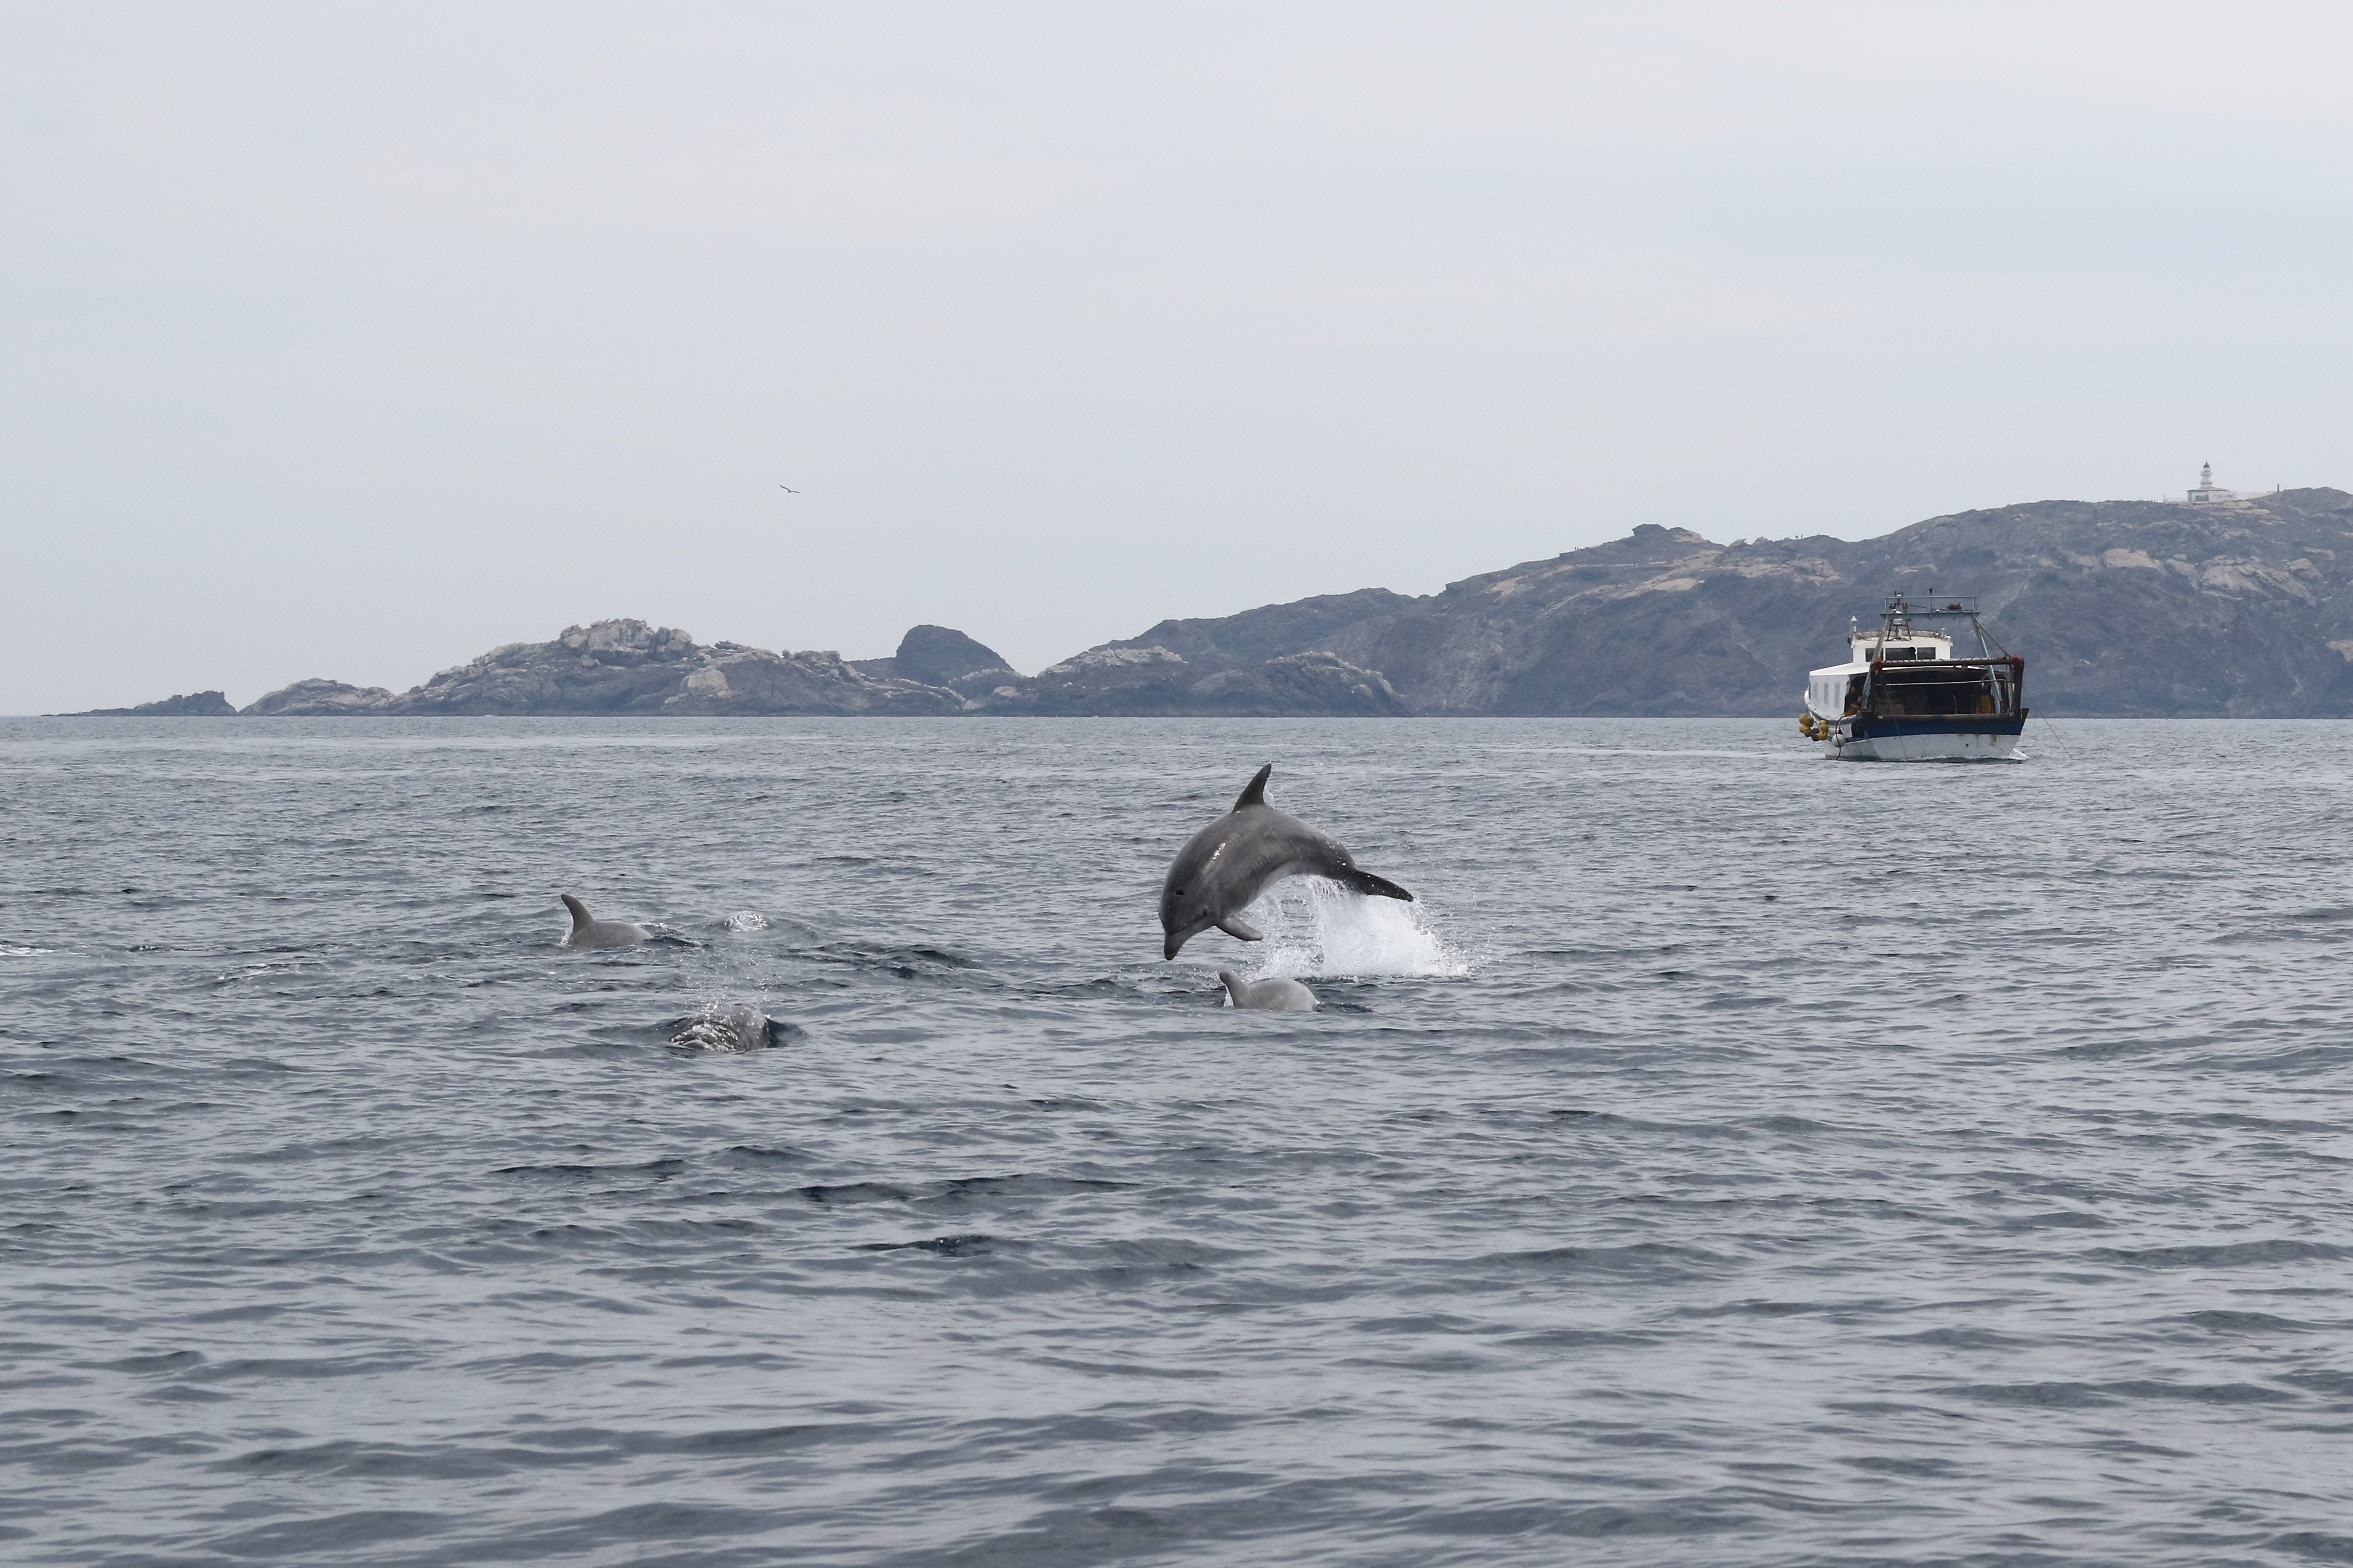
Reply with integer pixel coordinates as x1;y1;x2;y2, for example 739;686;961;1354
1818;725;2023;762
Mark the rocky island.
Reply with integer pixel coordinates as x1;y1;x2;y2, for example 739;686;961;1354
71;690;238;717
70;484;2353;718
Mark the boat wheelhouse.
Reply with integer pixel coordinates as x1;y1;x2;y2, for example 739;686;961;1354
1797;593;2026;761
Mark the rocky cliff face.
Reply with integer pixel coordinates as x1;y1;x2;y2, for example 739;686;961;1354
1003;489;2353;717
863;625;1019;701
244;620;963;717
242;679;396;716
981;643;1406;716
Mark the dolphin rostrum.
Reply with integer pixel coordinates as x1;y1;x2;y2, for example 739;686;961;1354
560;894;650;949
1159;764;1412;959
1218;971;1319;1011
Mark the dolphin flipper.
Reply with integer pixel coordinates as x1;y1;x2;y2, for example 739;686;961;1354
1217;916;1265;942
1339;868;1414;902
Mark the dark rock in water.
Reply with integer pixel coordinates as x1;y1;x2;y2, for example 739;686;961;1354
241;620;964;717
242;679;399;716
67;690;237;717
889;625;1018;697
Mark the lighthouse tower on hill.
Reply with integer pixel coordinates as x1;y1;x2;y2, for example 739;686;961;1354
2186;463;2256;509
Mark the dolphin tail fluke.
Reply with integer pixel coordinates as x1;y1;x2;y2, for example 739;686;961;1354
1340;869;1414;902
560;894;593;932
1216;916;1265;942
1232;764;1273;811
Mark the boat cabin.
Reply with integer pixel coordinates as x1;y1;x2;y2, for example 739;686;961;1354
1805;600;2023;722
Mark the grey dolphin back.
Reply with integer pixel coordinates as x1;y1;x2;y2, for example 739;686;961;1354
558;893;650;948
669;1003;776;1052
1217;969;1319;1011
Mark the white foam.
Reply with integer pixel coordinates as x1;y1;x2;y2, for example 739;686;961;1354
0;944;51;958
722;911;770;932
1242;879;1469;980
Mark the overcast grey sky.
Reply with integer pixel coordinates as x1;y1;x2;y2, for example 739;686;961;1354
5;1;2350;712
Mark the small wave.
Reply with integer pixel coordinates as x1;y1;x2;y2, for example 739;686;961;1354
0;943;52;957
1242;879;1469;979
720;911;769;932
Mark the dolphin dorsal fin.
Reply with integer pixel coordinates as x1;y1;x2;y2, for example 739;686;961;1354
1232;764;1273;812
561;894;592;932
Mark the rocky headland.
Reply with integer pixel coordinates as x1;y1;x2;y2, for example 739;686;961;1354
71;690;238;717
69;485;2353;717
227;622;970;718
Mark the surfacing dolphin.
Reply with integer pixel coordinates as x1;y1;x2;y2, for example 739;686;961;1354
560;894;649;949
667;1003;779;1052
1218;971;1318;1011
1159;764;1412;959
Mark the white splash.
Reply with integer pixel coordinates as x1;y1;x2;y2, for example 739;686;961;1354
1243;879;1469;980
0;944;52;958
721;911;770;932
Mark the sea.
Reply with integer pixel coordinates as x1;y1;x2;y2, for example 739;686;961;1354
3;716;2351;1567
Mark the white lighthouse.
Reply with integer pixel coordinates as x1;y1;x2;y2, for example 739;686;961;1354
2186;463;2245;507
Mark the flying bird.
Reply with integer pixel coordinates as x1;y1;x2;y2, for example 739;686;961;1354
779;485;800;493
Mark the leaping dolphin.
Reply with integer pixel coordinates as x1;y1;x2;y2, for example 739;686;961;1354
560;894;650;949
1159;764;1412;959
1218;971;1319;1011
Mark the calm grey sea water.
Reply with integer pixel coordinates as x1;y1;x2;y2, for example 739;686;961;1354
4;717;2351;1567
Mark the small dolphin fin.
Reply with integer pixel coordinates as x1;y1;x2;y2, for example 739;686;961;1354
560;894;593;931
1217;916;1265;942
1232;764;1272;812
1216;971;1245;1004
1340;869;1414;902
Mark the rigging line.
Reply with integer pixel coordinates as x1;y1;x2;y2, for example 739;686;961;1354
2035;712;2076;761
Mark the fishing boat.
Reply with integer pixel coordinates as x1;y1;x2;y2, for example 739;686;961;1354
1797;594;2026;761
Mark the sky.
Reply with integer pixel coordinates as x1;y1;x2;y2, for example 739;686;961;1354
5;1;2352;712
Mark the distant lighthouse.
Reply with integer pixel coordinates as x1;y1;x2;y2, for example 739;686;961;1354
2187;463;2232;506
